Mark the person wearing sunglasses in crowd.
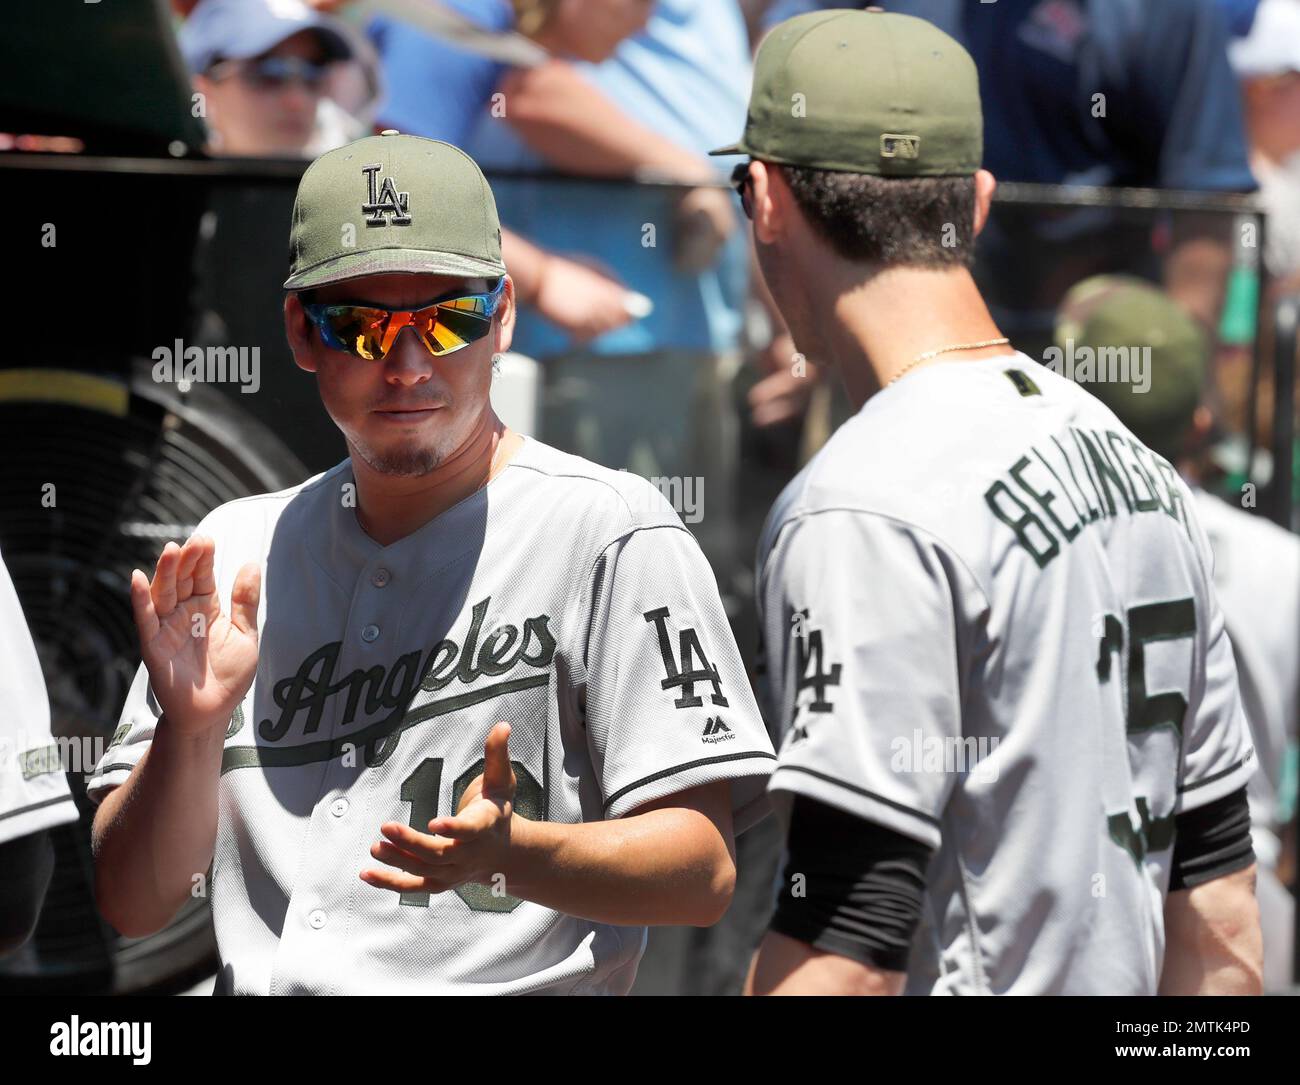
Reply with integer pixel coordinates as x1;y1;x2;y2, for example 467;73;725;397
87;132;775;995
181;0;374;157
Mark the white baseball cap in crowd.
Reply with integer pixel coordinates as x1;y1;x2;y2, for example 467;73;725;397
179;0;354;75
1229;0;1300;77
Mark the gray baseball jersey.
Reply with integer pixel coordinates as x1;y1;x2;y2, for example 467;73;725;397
756;354;1255;996
88;436;774;994
1191;487;1300;870
0;548;78;846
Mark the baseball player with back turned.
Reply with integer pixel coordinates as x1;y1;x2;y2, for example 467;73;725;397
88;131;775;995
714;10;1263;995
0;546;80;956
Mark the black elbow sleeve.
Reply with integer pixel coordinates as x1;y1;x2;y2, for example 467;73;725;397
769;795;933;972
1168;786;1254;892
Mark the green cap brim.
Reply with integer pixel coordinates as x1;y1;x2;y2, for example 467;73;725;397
707;140;747;157
283;247;507;291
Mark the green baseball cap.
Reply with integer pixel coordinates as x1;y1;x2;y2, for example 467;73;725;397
1055;275;1210;460
284;130;506;291
709;8;982;176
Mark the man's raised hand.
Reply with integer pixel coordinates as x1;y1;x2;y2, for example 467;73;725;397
129;535;261;737
362;723;518;897
452;722;517;820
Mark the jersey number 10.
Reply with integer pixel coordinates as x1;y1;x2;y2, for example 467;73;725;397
399;757;545;912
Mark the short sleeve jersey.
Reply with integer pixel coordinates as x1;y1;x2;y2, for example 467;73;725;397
756;354;1254;995
89;437;774;994
0;549;77;846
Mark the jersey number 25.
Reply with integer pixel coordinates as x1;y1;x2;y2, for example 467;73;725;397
1095;598;1196;864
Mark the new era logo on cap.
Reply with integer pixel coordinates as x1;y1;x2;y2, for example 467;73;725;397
880;133;921;160
708;9;982;177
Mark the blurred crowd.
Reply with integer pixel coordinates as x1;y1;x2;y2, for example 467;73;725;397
2;0;1298;994
163;0;1300;440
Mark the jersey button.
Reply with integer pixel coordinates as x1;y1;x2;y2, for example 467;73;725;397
361;623;380;643
308;909;327;930
371;568;391;588
330;798;348;818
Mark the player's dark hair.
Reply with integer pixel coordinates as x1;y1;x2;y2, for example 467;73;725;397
778;166;977;269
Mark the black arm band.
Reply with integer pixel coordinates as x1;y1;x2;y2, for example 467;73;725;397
1169;785;1254;892
769;795;933;972
0;830;56;955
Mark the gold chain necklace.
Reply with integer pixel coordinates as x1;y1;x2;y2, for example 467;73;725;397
887;337;1011;387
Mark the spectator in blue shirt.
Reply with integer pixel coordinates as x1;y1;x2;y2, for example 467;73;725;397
745;0;1259;434
367;0;518;148
370;0;658;344
370;0;750;358
762;0;1256;191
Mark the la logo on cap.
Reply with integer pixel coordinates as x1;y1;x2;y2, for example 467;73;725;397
362;164;410;228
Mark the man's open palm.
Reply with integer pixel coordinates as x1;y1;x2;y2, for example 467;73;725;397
129;536;261;737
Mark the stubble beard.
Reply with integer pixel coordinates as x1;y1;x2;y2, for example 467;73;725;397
359;443;447;478
352;426;465;477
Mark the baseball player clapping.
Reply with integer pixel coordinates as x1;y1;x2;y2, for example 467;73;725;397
88;132;775;995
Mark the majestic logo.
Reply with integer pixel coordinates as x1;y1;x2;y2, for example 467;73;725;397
701;717;734;744
644;607;729;710
362;164;411;227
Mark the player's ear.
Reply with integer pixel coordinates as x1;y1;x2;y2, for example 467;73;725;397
972;169;997;239
750;160;786;247
284;292;318;374
492;276;516;356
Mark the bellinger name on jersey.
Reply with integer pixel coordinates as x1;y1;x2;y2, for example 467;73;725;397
984;424;1192;569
